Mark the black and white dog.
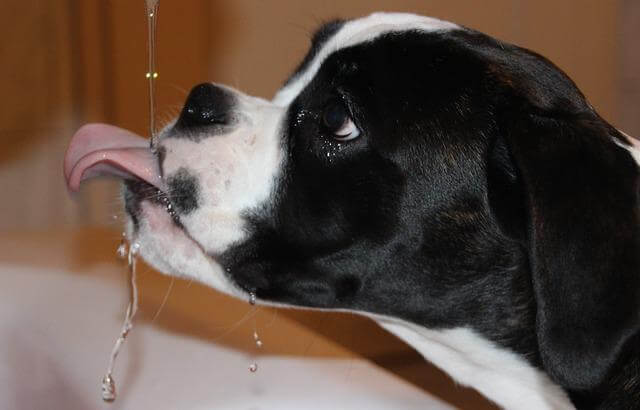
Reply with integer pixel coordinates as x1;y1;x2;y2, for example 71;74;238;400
65;13;640;409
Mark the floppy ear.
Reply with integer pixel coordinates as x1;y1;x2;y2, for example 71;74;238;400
490;112;640;390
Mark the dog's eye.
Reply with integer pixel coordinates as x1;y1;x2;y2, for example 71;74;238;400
322;103;360;142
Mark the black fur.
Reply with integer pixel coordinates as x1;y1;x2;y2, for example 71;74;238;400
166;167;200;215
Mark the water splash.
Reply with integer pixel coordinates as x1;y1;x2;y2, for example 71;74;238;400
101;236;140;402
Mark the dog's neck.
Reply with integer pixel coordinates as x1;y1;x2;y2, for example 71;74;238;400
372;314;640;409
373;316;575;409
375;316;640;409
364;233;640;410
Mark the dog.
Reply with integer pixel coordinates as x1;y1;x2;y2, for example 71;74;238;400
64;12;640;409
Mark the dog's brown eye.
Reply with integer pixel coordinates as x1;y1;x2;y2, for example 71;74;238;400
322;102;360;142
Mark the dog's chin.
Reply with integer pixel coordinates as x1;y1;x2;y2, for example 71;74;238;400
125;200;245;298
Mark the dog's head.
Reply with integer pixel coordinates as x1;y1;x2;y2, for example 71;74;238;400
66;12;640;402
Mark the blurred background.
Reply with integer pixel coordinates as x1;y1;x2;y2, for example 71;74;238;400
0;1;638;409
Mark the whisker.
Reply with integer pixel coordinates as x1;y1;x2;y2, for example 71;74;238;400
150;277;175;323
263;308;279;328
208;307;259;342
167;83;190;96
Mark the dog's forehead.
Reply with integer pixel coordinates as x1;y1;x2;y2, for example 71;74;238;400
272;12;459;106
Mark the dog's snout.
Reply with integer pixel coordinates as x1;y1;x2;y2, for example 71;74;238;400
176;83;236;129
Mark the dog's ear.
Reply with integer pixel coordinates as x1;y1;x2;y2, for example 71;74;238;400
489;111;640;390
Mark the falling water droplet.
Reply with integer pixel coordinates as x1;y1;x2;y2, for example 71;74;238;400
253;330;263;348
249;363;258;373
116;240;128;259
249;292;256;306
101;374;116;401
130;242;140;256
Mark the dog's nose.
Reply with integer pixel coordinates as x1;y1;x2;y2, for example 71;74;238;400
176;83;235;129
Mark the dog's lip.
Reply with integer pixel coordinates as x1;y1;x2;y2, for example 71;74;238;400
64;123;166;192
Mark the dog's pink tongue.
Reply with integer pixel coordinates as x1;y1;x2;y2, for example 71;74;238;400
64;123;165;192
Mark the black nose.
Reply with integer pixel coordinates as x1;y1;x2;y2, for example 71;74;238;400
175;83;236;129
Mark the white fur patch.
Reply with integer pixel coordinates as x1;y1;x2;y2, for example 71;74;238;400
126;202;242;297
373;316;574;410
272;12;459;107
160;88;285;255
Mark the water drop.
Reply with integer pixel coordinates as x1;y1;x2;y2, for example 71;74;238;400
249;292;256;306
116;240;128;259
130;242;140;256
253;330;263;348
249;363;258;373
101;374;116;401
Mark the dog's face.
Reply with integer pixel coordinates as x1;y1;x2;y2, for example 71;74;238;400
68;12;640;407
131;15;514;318
128;15;476;309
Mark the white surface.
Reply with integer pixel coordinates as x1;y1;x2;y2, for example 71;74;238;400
0;263;454;410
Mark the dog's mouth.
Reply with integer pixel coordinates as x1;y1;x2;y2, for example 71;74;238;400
63;123;229;289
64;123;180;216
64;123;184;226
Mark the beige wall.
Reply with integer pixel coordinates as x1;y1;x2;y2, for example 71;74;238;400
619;0;640;136
0;0;633;230
215;0;621;120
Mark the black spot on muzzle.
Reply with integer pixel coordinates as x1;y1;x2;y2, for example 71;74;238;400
166;168;200;215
